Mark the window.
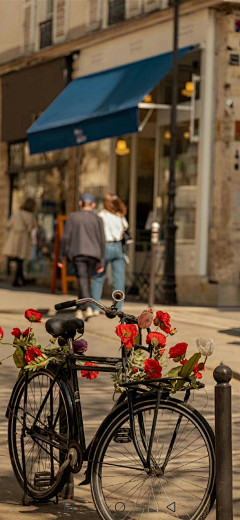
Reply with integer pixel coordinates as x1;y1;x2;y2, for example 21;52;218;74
108;0;125;25
40;19;53;49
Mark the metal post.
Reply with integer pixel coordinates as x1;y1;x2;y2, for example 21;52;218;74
161;0;179;304
149;222;160;308
213;365;233;520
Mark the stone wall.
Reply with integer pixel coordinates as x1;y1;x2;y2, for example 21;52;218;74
209;9;240;300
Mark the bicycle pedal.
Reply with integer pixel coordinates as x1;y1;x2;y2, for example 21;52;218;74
113;428;132;443
34;471;53;487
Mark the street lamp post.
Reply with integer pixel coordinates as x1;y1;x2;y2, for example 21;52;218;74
161;0;179;304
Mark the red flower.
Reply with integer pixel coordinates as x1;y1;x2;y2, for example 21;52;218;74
81;362;99;380
132;367;138;374
11;328;22;339
154;311;171;334
0;327;4;340
22;328;31;337
144;359;162;379
25;309;42;323
193;362;205;379
159;348;165;355
146;332;166;348
169;342;188;359
138;309;153;329
180;358;188;365
170;328;177;336
25;347;43;365
115;324;138;349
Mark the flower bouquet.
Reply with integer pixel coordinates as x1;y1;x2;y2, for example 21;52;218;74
112;309;214;394
0;308;214;396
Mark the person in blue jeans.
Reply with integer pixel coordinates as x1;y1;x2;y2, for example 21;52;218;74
91;194;129;313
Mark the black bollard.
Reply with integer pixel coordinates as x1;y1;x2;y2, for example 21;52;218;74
213;365;233;520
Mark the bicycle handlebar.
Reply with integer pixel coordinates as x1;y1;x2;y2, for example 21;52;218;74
55;297;139;323
55;299;78;311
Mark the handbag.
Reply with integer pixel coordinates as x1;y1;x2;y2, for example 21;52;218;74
122;229;134;246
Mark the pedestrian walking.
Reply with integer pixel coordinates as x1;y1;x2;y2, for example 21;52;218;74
58;193;105;321
91;194;129;314
3;198;35;287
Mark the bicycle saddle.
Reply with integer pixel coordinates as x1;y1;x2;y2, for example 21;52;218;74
45;317;84;338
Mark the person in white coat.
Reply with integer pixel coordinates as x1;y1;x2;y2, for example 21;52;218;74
3;198;35;286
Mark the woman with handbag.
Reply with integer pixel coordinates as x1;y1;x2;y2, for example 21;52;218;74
91;194;131;314
3;198;35;286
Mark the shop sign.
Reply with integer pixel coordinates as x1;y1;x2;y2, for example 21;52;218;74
235;121;240;141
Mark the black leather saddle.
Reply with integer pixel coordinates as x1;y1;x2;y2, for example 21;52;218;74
45;317;84;339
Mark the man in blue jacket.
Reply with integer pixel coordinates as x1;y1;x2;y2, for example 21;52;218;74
58;193;105;320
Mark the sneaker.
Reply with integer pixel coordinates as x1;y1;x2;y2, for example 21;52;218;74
84;307;93;320
75;309;84;321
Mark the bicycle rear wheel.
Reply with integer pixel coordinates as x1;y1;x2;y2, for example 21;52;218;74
8;368;75;501
91;394;215;520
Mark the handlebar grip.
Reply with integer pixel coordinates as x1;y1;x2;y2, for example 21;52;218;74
55;299;77;311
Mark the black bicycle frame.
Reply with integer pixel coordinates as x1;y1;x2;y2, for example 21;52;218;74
20;320;193;484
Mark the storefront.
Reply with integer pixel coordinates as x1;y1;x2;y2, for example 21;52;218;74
75;46;204;300
25;7;215;302
73;7;215;303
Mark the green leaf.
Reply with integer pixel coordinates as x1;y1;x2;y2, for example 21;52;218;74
24;357;50;371
175;353;201;392
166;366;182;378
134;334;140;344
13;346;26;368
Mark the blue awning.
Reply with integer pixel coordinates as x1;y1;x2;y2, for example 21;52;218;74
27;47;192;154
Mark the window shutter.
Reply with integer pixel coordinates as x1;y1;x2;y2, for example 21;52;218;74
55;0;65;38
53;0;68;42
87;0;101;31
143;0;160;13
126;0;142;19
23;0;36;54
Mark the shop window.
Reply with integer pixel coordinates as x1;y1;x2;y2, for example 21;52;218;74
116;137;131;210
159;121;198;241
108;0;125;25
78;140;111;211
136;136;155;251
40;19;53;48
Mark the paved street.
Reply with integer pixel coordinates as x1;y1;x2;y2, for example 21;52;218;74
0;287;240;518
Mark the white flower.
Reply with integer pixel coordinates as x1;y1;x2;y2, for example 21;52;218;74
196;338;214;357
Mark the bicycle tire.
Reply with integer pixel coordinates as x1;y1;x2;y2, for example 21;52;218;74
8;367;75;502
91;393;215;520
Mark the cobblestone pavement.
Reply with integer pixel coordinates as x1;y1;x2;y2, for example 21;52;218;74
0;288;239;518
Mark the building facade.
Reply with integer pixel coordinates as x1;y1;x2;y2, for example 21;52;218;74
0;0;240;305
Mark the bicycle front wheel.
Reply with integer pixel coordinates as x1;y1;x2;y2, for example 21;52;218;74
91;394;215;520
8;368;75;501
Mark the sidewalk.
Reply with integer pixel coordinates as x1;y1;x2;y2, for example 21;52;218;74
0;285;240;518
0;286;240;377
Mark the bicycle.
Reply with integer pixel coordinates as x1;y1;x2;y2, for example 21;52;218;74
6;291;215;519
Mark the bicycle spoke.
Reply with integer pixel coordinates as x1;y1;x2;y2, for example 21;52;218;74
93;399;214;520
